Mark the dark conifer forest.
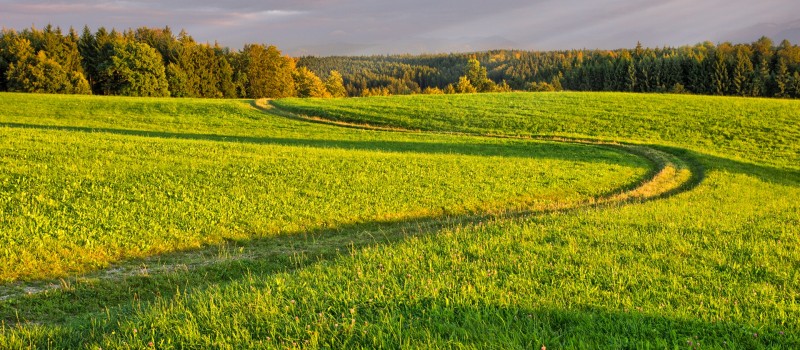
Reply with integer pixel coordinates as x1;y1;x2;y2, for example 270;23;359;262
1;25;799;99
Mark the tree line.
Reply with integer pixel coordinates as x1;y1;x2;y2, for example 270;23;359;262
0;26;346;98
2;26;798;99
299;37;800;98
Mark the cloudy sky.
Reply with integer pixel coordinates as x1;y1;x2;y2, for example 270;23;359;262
1;0;799;56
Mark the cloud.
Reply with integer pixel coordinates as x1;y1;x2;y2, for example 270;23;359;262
197;9;306;27
0;0;798;54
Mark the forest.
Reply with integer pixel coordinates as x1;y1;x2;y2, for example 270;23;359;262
0;25;345;99
1;25;799;99
299;38;800;98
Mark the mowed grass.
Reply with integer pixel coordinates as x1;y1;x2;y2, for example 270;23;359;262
0;92;798;349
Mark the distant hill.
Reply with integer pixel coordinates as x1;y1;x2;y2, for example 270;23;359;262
298;37;800;98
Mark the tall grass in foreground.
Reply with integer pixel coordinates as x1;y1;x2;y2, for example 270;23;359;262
0;92;798;348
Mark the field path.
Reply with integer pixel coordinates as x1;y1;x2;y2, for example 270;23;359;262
263;99;702;206
0;101;703;304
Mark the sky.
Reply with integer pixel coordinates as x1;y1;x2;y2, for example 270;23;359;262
1;0;799;56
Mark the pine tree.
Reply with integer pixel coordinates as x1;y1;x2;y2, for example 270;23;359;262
602;60;618;91
709;50;729;95
216;55;237;98
622;58;636;92
77;26;99;91
662;56;683;90
774;58;790;97
636;56;653;92
791;72;800;98
730;47;754;96
687;54;706;94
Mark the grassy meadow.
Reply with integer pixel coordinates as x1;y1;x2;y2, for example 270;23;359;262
0;91;798;348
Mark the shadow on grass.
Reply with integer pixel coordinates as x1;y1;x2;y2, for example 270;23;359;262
0;121;633;164
352;302;796;348
2;110;797;346
264;100;798;191
0;144;704;324
698;151;800;187
1;219;796;347
0;120;709;324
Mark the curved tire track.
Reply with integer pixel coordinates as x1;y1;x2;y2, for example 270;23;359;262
263;99;703;208
0;101;703;304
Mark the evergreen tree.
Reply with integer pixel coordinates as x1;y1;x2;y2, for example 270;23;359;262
85;27;121;94
1;26;88;93
752;55;771;97
774;58;790;97
623;58;636;92
709;50;729;95
730;47;754;96
791;72;800;98
636;56;653;92
687;54;707;94
602;59;618;91
77;26;99;91
2;25;799;99
662;56;683;90
216;55;237;98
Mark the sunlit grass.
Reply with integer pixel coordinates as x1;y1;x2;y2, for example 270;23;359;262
274;92;800;169
1;92;798;348
0;93;647;282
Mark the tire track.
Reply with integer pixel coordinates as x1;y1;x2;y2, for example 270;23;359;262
0;101;703;304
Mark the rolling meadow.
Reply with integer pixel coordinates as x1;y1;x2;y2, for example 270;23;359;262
0;91;798;348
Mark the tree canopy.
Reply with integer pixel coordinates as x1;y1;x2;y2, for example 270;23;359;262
1;26;799;99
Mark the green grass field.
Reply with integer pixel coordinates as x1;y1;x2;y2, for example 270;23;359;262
0;91;798;348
